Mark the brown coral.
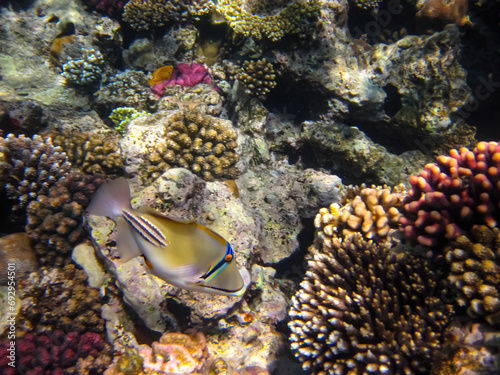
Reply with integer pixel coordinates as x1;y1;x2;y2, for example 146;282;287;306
444;225;500;325
288;233;454;375
236;59;277;98
416;0;470;32
18;264;106;335
26;172;105;266
43;130;124;177
314;185;405;244
146;109;239;181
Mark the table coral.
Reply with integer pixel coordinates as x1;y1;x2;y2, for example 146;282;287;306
400;142;500;248
62;48;105;87
18;264;106;335
314;185;405;244
145;109;239;181
26;172;105;266
122;0;215;31
288;233;454;375
444;225;500;325
215;0;320;41
43;129;124;176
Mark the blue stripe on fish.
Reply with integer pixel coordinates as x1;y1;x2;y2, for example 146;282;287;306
122;209;168;248
202;242;233;282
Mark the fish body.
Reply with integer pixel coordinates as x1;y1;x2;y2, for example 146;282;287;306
87;178;247;296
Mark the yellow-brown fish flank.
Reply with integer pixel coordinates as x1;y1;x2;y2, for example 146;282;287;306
122;210;167;247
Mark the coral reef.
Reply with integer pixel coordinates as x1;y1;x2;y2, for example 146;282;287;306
351;0;382;10
131;109;239;181
0;233;38;285
400;142;500;247
236;59;277;98
215;0;320;41
313;185;405;244
289;233;454;374
122;0;215;31
416;0;471;32
26;172;105;266
444;225;500;325
109;107;148;135
0;134;71;217
0;330;112;375
95;70;152;112
150;63;214;97
43;129;124;176
62;48;105;87
18;264;106;335
83;0;128;17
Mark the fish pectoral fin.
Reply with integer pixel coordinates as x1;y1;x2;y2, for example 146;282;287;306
117;218;142;262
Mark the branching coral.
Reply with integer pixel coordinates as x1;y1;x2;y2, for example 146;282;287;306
0;133;71;215
215;0;320;41
400;142;500;247
18;264;106;335
26;172;105;266
145;109;239;181
236;59;277;98
122;0;215;31
444;225;500;325
43;130;124;177
288;233;454;375
314;185;405;244
62;48;105;87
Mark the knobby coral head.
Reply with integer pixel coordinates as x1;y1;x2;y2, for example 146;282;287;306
400;141;500;247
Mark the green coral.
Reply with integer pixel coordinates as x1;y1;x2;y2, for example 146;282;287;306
351;0;383;10
215;0;320;41
109;107;148;135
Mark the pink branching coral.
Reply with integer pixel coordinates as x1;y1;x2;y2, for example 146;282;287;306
400;141;500;247
151;63;214;97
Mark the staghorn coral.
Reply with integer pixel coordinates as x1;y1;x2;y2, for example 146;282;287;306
314;185;405;244
400;142;500;248
145;109;239;181
444;225;500;325
289;232;454;375
95;70;152;112
215;0;320;41
236;59;277;98
26;172;105;266
122;0;215;31
43;129;124;177
62;48;105;87
0;134;71;215
18;263;106;335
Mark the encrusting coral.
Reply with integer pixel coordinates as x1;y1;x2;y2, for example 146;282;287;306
122;0;215;31
215;0;320;41
18;263;106;335
314;185;405;244
145;109;239;181
400;142;500;248
444;225;500;325
0;133;71;216
62;48;105;87
288;233;454;375
26;172;105;266
43;129;124;177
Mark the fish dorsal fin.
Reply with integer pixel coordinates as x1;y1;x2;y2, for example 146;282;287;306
116;218;143;262
138;206;196;224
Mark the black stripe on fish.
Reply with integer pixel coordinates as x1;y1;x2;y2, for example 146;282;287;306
122;210;168;248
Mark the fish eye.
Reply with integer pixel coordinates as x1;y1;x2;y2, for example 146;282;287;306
224;254;233;262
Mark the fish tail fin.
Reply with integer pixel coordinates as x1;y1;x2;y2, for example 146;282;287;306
87;177;132;217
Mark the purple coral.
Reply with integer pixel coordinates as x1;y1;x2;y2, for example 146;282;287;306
83;0;127;17
0;330;111;375
151;63;216;97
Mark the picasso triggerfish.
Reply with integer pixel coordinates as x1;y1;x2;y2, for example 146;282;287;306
87;177;247;296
